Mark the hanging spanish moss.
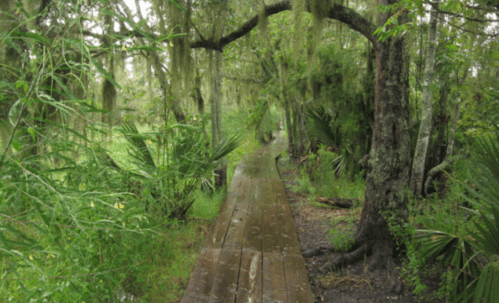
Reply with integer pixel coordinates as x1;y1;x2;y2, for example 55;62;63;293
167;0;193;98
292;0;306;64
101;5;117;132
307;0;330;92
101;59;117;128
258;3;269;41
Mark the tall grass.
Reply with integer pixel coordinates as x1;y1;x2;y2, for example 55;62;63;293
290;146;365;203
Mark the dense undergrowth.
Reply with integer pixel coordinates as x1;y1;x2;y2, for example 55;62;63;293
0;107;264;302
290;135;499;302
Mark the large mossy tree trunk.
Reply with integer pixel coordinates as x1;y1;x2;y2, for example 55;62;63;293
355;26;411;269
302;1;411;272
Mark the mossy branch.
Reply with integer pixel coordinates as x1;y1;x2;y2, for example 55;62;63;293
78;1;377;52
190;1;378;51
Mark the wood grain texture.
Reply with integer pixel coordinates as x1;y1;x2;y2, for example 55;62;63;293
181;248;221;303
181;132;313;303
263;252;288;303
236;250;263;303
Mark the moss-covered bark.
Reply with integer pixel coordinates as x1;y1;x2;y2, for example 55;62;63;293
357;27;411;269
301;0;410;273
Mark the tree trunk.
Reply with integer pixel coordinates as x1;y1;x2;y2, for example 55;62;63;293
283;97;294;155
0;1;17;149
292;100;304;154
148;51;186;124
101;5;117;135
410;1;439;196
210;51;227;189
432;80;450;167
278;60;295;155
355;23;411;269
424;102;460;195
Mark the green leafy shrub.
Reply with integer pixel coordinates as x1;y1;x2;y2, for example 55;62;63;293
413;126;499;303
112;121;240;220
329;215;357;252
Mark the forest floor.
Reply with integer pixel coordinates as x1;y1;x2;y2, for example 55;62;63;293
277;159;443;303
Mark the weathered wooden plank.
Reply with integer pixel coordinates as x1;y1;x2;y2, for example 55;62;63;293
238;153;264;179
223;179;252;250
262;204;283;253
259;151;275;179
236;250;263;303
262;206;282;253
283;254;314;303
181;248;221;303
262;252;288;303
262;178;282;253
271;136;288;158
272;179;301;255
205;176;247;250
229;152;261;192
209;249;242;303
184;132;314;303
243;179;264;251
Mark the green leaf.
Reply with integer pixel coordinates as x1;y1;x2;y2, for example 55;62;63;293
27;127;36;142
164;0;183;11
11;30;51;46
11;138;21;151
473;261;499;303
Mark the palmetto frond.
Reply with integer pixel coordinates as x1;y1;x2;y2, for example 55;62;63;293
111;122;240;219
118;122;156;170
210;132;241;162
307;105;341;148
417;124;499;303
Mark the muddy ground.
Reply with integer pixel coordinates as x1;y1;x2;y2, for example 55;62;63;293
278;160;443;303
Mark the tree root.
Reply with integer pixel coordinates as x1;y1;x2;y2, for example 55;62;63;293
319;243;370;272
302;245;339;258
305;240;405;294
303;237;397;273
302;238;362;258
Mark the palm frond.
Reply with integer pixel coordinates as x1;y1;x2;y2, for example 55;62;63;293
473;260;499;303
307;106;341;147
118;122;156;169
211;132;241;162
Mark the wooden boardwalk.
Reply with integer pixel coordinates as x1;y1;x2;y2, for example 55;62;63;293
181;134;313;303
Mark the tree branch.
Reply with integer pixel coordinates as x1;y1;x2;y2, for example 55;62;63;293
426;0;499;23
190;1;377;51
76;1;377;52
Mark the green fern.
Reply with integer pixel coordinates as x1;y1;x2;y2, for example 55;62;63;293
416;125;499;303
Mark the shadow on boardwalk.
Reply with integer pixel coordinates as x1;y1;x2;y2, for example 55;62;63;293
181;133;313;303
